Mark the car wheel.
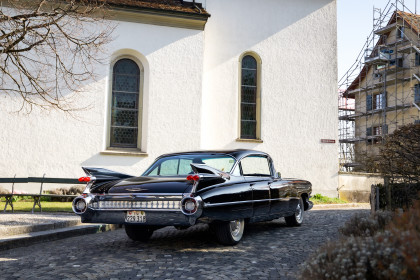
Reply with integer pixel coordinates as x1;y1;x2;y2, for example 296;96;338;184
124;224;155;241
285;198;304;227
212;218;245;245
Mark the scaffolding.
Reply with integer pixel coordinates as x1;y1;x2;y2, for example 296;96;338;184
339;0;420;172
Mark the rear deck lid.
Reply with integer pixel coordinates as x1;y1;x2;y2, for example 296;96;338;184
108;176;193;194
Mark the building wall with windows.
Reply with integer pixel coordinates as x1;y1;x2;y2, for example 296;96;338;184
0;0;338;196
202;0;338;196
348;13;420;163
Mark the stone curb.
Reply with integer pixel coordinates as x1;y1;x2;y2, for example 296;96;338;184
313;203;370;209
0;224;120;251
0;220;81;237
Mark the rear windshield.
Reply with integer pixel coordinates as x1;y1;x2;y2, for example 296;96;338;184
143;154;236;176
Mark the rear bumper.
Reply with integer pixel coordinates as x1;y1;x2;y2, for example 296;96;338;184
306;201;314;211
304;196;314;211
80;208;197;226
74;193;203;226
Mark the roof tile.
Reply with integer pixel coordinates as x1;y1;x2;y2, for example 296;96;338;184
107;0;210;16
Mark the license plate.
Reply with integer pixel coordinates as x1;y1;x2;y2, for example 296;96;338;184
125;211;146;223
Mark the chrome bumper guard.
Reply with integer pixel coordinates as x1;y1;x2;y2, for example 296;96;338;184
73;194;203;226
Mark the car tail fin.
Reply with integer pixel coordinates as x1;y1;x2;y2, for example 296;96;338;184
190;163;230;180
82;167;132;181
80;167;133;193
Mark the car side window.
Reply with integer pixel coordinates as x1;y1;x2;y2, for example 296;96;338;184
240;156;271;176
159;159;178;175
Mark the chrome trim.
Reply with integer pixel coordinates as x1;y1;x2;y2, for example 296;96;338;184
124;188;149;192
204;200;253;208
72;195;94;214
89;208;182;212
92;199;182;210
96;193;184;197
97;196;183;201
83;182;94;194
181;197;198;215
74;193;185;213
203;197;295;208
181;195;203;217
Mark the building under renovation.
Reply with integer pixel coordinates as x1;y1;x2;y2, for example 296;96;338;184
339;0;420;171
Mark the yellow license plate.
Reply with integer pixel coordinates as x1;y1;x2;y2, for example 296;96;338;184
125;211;146;223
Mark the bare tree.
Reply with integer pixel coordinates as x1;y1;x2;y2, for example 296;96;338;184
377;123;420;184
0;0;114;112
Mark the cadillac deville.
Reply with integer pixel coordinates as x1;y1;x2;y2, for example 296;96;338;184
72;149;313;245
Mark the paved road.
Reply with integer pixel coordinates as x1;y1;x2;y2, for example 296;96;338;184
0;209;368;280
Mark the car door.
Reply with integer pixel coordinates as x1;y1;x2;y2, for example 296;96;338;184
269;180;292;216
240;155;272;219
268;159;291;216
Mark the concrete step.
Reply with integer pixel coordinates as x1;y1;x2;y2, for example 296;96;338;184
0;223;120;251
0;219;82;237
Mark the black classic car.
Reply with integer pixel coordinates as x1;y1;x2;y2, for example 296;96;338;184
73;149;313;245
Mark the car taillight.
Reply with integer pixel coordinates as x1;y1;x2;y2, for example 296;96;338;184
186;175;200;181
181;197;198;215
78;177;91;182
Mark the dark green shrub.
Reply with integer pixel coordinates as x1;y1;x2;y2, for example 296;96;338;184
47;185;85;201
301;201;420;280
301;234;406;280
339;211;394;237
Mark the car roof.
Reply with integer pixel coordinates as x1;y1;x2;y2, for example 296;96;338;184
156;149;268;161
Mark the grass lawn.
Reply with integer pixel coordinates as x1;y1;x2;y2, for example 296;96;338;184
0;201;73;212
311;194;348;204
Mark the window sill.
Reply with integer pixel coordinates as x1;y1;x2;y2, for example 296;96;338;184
236;138;263;143
101;149;148;157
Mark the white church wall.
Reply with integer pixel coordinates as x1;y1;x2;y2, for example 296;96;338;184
0;19;204;191
201;0;338;196
0;1;338;196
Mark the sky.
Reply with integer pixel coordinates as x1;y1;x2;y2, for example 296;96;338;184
338;0;419;81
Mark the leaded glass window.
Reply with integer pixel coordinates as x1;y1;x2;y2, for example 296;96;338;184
110;59;140;148
240;55;258;139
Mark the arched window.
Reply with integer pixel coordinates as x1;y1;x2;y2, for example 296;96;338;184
240;54;261;139
110;58;141;148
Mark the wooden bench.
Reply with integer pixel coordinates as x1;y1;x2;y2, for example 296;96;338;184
0;175;83;213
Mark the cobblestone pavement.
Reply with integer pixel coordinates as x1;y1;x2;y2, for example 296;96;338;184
0;209;368;280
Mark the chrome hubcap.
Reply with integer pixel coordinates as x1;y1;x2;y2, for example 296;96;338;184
229;219;244;241
230;220;241;236
295;202;303;222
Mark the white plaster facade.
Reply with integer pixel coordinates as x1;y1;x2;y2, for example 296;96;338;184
0;0;338;196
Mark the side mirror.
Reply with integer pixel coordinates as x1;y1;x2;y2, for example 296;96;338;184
276;171;281;179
